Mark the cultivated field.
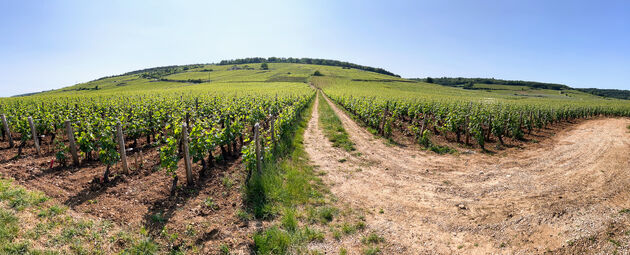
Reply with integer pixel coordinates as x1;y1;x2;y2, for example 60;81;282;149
1;59;629;254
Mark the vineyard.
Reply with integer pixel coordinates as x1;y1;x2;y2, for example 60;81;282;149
1;88;313;187
0;64;319;253
314;76;630;151
1;61;630;254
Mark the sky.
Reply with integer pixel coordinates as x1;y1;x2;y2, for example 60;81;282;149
0;0;629;97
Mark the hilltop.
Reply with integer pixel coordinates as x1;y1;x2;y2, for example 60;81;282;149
31;58;625;104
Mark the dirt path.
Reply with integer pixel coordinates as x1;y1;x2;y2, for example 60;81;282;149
304;92;630;254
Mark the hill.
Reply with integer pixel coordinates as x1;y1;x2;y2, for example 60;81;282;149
37;60;611;105
44;61;401;95
413;77;630;100
575;88;630;100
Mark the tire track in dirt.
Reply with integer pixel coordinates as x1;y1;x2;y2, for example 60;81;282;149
304;92;630;254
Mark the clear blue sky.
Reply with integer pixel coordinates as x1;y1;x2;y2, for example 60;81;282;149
1;0;629;97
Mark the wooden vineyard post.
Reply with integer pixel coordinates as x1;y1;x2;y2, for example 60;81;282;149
486;116;493;141
380;102;390;136
147;110;153;144
116;122;129;174
254;122;261;175
28;117;41;156
465;102;471;145
464;114;470;145
379;107;386;135
65;120;79;166
2;114;13;148
181;123;193;186
139;149;145;168
270;116;276;148
133;149;139;170
421;117;427;136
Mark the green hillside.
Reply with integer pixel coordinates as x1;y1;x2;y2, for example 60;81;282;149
412;77;630;100
41;60;615;106
45;62;394;95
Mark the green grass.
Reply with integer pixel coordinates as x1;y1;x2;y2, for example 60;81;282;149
219;244;230;255
428;144;456;154
318;92;355;152
245;97;338;253
281;209;298;232
361;233;384;244
313;206;338;224
363;246;381;255
244;98;322;218
0;177;157;254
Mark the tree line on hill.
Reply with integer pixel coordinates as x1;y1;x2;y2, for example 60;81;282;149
575;88;630;100
218;57;400;77
413;77;571;90
414;77;630;100
123;64;205;76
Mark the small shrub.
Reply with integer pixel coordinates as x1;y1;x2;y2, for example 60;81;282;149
204;197;219;210
362;233;384;244
429;144;455;154
219;244;230;255
281;209;297;232
301;226;324;242
363;246;380;255
341;223;355;235
253;227;291;255
150;213;165;224
355;221;366;230
123;238;159;255
222;176;233;189
236;209;251;221
317;206;337;223
333;229;342;240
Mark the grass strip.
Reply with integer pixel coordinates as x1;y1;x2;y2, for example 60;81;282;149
318;92;356;152
245;94;342;254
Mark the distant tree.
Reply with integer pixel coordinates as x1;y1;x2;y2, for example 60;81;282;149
426;77;434;83
260;63;269;70
463;82;474;89
94;85;99;90
313;70;324;76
